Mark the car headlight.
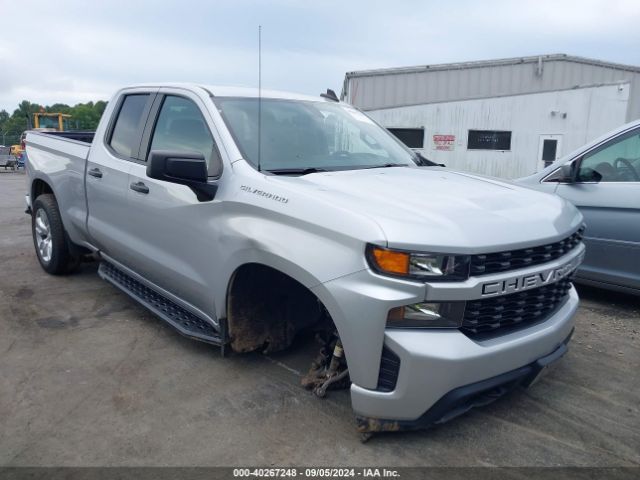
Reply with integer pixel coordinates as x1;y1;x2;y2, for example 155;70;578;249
366;244;470;281
387;302;466;328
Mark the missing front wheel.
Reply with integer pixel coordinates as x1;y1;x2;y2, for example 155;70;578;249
301;331;350;398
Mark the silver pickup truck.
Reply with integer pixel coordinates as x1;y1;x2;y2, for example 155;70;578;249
25;83;585;436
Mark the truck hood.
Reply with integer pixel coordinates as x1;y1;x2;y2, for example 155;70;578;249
273;167;582;253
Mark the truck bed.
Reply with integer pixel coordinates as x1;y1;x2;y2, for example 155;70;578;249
26;130;92;161
25;130;93;247
39;130;95;144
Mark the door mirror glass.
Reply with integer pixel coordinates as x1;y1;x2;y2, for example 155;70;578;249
559;163;574;182
147;150;217;201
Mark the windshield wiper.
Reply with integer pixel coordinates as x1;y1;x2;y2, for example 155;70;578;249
413;152;444;167
266;164;408;175
265;167;330;175
359;163;408;169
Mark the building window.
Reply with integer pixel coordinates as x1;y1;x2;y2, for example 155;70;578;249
467;130;511;151
541;139;558;167
387;128;424;148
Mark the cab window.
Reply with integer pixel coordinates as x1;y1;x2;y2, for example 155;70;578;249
578;128;640;182
109;94;150;159
148;96;221;177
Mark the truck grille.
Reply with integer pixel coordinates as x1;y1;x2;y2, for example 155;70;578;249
461;277;573;338
470;228;584;276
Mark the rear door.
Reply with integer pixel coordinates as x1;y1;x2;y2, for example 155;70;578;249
86;90;157;261
555;127;640;290
124;89;226;318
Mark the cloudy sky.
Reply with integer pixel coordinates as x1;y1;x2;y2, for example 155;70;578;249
1;0;639;112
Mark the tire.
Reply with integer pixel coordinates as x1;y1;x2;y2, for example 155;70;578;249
31;194;79;275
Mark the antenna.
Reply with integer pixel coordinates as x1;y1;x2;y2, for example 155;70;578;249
257;25;262;172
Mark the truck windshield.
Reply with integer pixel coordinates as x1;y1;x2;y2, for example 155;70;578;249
214;97;417;173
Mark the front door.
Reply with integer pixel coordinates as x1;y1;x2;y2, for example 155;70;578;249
538;134;563;171
555;127;640;290
124;90;226;319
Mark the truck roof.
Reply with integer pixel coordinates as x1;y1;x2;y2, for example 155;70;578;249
120;83;338;103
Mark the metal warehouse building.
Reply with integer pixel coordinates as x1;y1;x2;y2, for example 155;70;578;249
341;54;640;178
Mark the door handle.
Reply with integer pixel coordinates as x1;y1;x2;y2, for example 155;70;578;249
130;181;149;194
88;167;103;178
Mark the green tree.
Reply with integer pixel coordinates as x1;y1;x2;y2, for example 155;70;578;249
1;98;108;145
47;103;71;114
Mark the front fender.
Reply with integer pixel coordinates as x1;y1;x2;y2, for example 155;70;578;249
312;270;426;390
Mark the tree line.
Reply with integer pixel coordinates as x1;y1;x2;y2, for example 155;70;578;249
0;100;107;146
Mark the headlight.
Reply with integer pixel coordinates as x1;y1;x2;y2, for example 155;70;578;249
387;302;466;328
366;244;470;281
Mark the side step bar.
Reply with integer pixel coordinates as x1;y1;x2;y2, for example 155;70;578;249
98;261;227;349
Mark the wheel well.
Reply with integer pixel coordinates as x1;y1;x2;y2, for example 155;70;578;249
226;263;331;353
32;179;53;201
30;178;91;258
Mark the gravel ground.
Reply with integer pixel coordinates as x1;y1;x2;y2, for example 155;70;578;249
0;171;638;467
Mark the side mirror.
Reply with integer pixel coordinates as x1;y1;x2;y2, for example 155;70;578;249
559;163;574;183
543;161;579;183
147;150;218;201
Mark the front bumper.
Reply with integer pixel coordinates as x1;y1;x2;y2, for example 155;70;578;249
356;328;574;432
350;285;578;425
312;244;583;430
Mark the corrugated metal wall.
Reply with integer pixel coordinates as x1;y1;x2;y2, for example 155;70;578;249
367;83;630;179
345;56;640;121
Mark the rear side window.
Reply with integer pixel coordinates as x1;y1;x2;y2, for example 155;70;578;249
109;94;150;158
148;96;221;176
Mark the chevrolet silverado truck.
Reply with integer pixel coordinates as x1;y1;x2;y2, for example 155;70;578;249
25;84;585;437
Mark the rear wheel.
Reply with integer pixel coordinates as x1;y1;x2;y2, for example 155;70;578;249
32;194;79;274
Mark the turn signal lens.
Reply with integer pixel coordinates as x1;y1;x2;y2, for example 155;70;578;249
409;253;469;279
370;247;409;275
387;306;406;323
366;244;470;282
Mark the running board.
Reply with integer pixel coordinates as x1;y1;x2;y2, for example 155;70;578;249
98;261;226;348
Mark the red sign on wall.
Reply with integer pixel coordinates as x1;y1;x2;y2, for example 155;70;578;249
433;134;455;151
